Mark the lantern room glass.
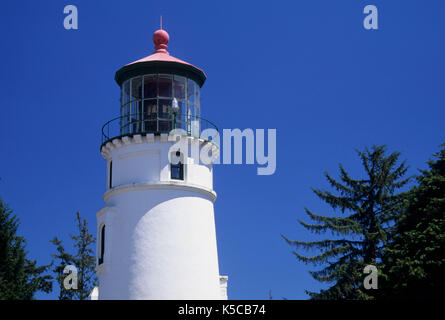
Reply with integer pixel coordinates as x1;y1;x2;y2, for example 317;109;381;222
120;74;200;135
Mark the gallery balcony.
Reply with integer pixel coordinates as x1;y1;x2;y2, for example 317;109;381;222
100;113;219;149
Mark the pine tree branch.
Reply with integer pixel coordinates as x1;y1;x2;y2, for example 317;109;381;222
311;188;360;213
282;236;362;252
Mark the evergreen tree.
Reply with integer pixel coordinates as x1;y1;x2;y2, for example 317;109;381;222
283;145;410;299
51;212;97;300
71;212;97;300
50;237;75;300
0;198;52;299
380;144;445;299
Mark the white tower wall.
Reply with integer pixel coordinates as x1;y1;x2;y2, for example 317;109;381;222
97;135;223;299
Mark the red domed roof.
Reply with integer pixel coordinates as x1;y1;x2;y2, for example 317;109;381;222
128;51;197;67
115;28;206;87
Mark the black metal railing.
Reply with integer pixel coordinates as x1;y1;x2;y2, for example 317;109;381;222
101;113;219;148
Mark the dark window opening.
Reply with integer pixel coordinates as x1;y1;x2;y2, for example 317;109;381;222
99;225;105;265
171;151;184;180
109;161;113;189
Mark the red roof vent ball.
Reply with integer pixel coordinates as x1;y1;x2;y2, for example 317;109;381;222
153;29;169;53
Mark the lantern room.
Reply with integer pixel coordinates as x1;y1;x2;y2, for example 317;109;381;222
119;73;201;135
101;28;216;147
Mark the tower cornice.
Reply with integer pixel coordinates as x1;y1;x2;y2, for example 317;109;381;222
103;181;217;203
101;134;219;161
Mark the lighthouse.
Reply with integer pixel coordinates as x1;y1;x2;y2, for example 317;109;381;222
95;27;226;300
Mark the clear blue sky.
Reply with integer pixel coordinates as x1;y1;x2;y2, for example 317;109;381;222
0;0;444;300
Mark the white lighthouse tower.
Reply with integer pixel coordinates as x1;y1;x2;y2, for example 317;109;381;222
96;27;226;300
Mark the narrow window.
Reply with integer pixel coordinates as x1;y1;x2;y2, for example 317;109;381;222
171;151;184;180
99;225;105;265
109;161;113;189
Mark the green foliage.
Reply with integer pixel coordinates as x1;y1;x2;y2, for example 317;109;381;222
283;145;410;299
0;198;52;299
51;212;97;300
380;144;445;299
50;237;75;300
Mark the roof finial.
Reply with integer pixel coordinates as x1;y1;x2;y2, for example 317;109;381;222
160;15;162;30
153;26;169;54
